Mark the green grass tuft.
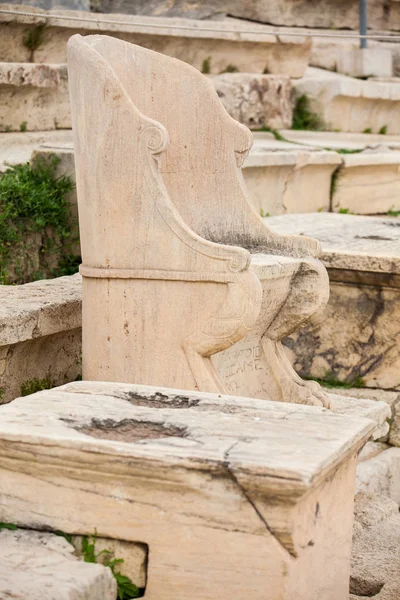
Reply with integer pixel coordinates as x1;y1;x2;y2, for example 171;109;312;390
305;373;365;389
292;94;324;131
21;377;52;396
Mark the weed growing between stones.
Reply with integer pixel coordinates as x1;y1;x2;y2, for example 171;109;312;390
221;64;239;73
21;378;53;396
0;154;78;284
23;25;47;61
56;531;141;599
1;524;141;599
201;56;211;74
388;207;400;217
292;94;324;131
305;373;365;389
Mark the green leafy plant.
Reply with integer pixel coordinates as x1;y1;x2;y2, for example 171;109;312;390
54;530;73;543
363;127;372;134
0;154;77;284
338;207;353;214
21;377;52;396
81;535;140;599
3;526;140;600
305;373;365;389
19;121;27;132
292;94;324;131
388;207;400;217
379;125;388;135
201;56;211;74
260;209;270;217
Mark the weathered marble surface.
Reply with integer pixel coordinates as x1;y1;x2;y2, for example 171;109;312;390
268;214;400;390
0;381;376;600
0;62;70;132
84;0;400;31
0;274;81;403
243;146;340;215
0;529;117;600
212;74;293;130
0;5;311;77
293;68;400;135
68;34;330;408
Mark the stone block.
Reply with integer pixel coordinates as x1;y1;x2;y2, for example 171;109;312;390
0;529;117;599
337;47;393;79
268;213;400;391
0;380;377;600
332;150;400;215
243;148;340;215
293;67;400;134
0;62;70;132
0;5;311;77
212;74;293;130
89;0;400;31
351;493;400;599
0;274;81;404
356;447;400;502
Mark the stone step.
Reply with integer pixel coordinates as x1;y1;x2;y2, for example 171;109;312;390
0;529;117;599
268;212;400;392
0;129;72;170
94;0;400;32
0;4;311;77
293;67;400;135
0;62;69;132
0;63;293;132
4;131;400;217
248;133;400;215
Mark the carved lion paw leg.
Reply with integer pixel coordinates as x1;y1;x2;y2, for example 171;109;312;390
262;337;331;408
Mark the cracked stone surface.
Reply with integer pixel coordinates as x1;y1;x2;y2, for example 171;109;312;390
0;529;117;599
0;380;375;600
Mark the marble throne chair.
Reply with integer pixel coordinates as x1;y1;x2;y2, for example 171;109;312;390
68;34;330;407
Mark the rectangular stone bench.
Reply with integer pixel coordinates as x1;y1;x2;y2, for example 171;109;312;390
0;380;376;600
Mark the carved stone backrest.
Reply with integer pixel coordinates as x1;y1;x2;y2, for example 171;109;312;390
69;34;316;259
68;34;252;274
